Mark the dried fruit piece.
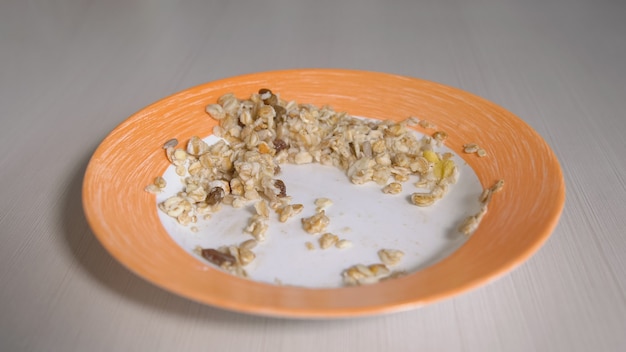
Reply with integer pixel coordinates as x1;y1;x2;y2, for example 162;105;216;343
258;88;272;99
274;180;287;197
433;159;455;180
274;105;287;122
273;138;288;153
258;142;271;154
206;187;225;206
258;88;278;105
263;93;278;106
201;248;236;267
423;150;440;163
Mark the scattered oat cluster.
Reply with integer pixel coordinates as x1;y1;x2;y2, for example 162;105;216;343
458;179;505;236
341;249;406;286
205;89;460;208
144;89;502;285
463;142;487;157
192;239;258;278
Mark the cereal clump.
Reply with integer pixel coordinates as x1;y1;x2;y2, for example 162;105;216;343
155;89;460;233
148;89;486;284
458;179;504;236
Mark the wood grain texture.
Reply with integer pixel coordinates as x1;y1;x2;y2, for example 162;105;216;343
1;0;625;350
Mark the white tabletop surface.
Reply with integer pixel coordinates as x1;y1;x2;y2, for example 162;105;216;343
2;0;625;351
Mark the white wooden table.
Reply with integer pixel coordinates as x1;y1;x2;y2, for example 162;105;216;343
2;0;625;351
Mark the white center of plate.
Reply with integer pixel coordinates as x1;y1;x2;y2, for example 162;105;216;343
156;131;483;288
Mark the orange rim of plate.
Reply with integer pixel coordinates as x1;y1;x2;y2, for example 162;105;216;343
83;69;565;318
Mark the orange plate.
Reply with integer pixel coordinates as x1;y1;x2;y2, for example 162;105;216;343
83;69;565;318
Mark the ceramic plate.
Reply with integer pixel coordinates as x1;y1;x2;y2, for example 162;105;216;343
83;69;565;318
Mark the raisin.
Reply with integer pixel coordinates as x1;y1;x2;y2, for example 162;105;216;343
258;88;272;96
206;187;225;205
274;179;287;197
201;248;236;266
273;138;288;153
274;105;286;123
263;94;278;106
